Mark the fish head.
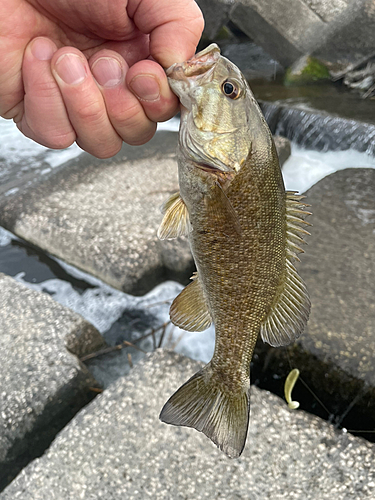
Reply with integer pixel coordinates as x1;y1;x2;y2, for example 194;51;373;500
167;44;256;173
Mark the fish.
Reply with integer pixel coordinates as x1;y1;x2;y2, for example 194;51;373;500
157;44;311;458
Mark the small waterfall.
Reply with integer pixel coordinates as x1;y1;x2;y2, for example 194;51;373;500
260;101;375;156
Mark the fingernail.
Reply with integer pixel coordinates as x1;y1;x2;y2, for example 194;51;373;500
31;38;56;61
55;53;87;85
129;75;160;101
91;57;122;87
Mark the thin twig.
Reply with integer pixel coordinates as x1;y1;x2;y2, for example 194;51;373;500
362;82;375;99
158;321;170;348
332;51;375;81
127;353;133;368
80;339;147;362
151;328;157;350
143;299;174;309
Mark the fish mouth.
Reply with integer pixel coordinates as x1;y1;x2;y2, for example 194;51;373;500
166;44;220;82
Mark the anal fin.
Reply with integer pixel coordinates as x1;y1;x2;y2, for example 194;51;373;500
157;192;190;240
170;273;212;332
260;260;311;347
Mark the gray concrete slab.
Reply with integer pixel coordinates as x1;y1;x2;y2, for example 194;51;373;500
0;132;193;295
230;0;326;67
313;0;375;75
1;350;374;499
303;0;349;22
0;273;105;490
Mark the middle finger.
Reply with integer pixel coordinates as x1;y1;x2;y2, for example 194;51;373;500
52;47;123;158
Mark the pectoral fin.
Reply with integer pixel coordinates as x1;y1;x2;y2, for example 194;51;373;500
170;273;212;332
157;192;190;240
204;180;241;236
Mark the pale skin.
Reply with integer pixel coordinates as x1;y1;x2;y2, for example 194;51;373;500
0;0;204;158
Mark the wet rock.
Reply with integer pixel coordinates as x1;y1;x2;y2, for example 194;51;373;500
313;0;375;77
229;0;326;67
1;350;374;499
303;0;349;23
273;135;291;166
285;55;330;85
253;168;375;434
222;41;284;81
0;273;104;491
0;132;193;295
195;0;233;40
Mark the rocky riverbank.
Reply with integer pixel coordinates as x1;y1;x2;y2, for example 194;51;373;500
1;1;375;496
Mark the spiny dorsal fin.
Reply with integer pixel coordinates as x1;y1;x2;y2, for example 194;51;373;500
260;192;311;347
160;364;250;458
157;192;190;240
170;273;212;332
286;191;312;262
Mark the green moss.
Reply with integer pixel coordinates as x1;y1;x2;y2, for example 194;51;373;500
285;56;331;86
215;25;233;41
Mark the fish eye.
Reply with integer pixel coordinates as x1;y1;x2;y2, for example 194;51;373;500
221;80;240;99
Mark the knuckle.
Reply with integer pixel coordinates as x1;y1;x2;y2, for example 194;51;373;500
32;80;61;100
111;102;143;130
110;103;156;144
75;100;105;124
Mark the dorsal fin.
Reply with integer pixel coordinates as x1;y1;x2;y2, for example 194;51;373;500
170;273;212;332
285;191;312;262
260;191;311;347
157;192;190;240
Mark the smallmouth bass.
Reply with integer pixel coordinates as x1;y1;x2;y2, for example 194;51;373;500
158;44;311;458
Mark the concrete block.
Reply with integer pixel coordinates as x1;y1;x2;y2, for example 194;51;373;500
313;0;375;75
230;0;326;67
0;132;193;295
0;273;105;490
1;350;374;499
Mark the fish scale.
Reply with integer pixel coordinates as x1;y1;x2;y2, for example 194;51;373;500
157;44;311;458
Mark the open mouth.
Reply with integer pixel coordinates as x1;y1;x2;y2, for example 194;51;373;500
166;44;220;81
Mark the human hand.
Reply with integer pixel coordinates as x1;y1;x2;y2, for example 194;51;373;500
0;0;204;158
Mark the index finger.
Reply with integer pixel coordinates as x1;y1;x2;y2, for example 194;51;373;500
128;0;204;68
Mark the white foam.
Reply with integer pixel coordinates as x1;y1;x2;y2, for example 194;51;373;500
0;117;82;170
282;144;375;194
0;226;16;247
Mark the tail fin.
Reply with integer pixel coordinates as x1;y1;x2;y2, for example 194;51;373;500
159;366;250;458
